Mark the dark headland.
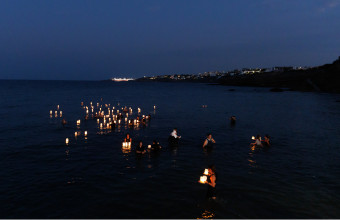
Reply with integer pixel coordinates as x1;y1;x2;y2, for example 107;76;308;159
135;57;340;93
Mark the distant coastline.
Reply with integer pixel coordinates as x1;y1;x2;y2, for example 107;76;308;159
133;57;340;93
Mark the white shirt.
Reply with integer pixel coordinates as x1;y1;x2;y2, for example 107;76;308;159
171;130;180;138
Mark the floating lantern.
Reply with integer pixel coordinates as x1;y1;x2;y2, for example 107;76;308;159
154;105;156;109
75;132;78;136
199;176;207;184
65;138;69;145
77;120;81;125
204;169;209;175
60;111;62;117
117;110;119;113
50;110;52;114
90;102;92;105
55;111;58;115
97;119;99;123
118;119;121;124
81;102;84;106
100;123;103;129
148;145;151;149
84;131;87;136
57;105;59;110
86;110;89;114
134;119;137;124
122;142;131;149
91;109;93;113
107;123;110;129
125;118;127;122
251;136;255;140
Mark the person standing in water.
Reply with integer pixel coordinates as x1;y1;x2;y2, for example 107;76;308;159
169;128;181;147
136;141;146;154
203;133;216;148
206;165;217;200
124;133;132;143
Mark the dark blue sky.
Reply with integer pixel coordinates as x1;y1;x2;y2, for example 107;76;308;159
0;0;339;80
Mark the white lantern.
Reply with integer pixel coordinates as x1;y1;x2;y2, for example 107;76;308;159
204;169;209;175
148;145;151;149
97;119;99;123
57;105;59;110
77;120;81;125
60;111;62;117
50;110;52;114
125;118;127;122
65;138;69;144
251;136;255;140
84;131;87;136
100;123;103;129
199;176;207;184
154;105;156;109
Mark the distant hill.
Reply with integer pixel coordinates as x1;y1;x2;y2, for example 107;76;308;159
218;57;340;93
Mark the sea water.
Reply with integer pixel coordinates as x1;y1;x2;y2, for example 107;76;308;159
0;80;340;218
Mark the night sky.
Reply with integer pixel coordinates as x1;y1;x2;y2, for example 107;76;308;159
0;0;339;80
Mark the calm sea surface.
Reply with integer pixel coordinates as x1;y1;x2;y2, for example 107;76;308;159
1;80;340;218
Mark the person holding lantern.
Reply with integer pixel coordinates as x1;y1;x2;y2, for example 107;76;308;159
206;165;217;200
124;133;132;143
250;134;263;147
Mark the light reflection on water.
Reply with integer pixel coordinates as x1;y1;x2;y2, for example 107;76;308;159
0;81;340;218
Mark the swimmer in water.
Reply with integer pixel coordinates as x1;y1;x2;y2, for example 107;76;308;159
250;135;263;147
230;116;236;125
263;134;270;147
136;141;146;154
203;133;216;148
61;118;67;127
124;133;132;143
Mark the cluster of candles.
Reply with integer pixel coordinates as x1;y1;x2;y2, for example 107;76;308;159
61;100;157;146
50;105;62;117
199;169;209;184
122;142;132;149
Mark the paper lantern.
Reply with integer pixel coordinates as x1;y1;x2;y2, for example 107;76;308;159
199;176;207;184
84;131;87;136
251;136;255;140
204;169;209;175
65;138;69;144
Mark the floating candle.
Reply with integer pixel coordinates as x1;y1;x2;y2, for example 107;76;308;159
148;145;151;149
251;136;255;140
65;138;69;144
154;105;156;109
75;132;78;136
77;120;81;125
50;110;52;114
57;105;59;110
60;111;62;117
84;131;87;136
97;119;99;123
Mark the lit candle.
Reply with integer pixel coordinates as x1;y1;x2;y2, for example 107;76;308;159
84;131;87;136
204;169;209;175
65;138;69;144
199;176;207;184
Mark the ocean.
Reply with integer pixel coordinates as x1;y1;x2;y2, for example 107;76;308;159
1;80;340;218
